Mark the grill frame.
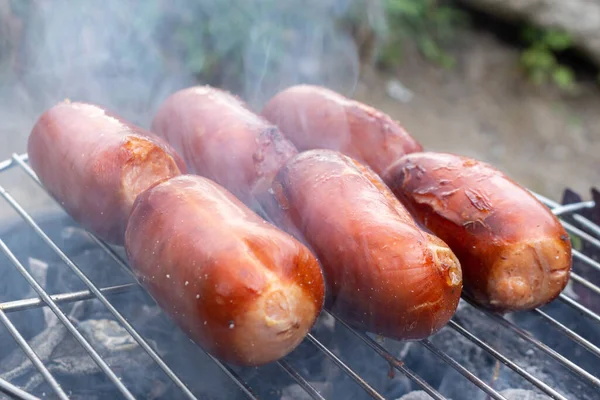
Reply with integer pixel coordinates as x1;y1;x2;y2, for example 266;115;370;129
0;152;598;400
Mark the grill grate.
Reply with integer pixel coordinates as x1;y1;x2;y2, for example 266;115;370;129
0;152;598;400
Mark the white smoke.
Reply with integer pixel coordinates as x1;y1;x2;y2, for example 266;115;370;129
0;0;372;137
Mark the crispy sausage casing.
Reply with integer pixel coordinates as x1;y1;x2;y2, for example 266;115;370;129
27;101;186;245
261;85;423;175
124;175;325;366
267;149;462;340
151;86;298;207
382;152;572;312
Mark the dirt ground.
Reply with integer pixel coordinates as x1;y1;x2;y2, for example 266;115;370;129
353;30;600;202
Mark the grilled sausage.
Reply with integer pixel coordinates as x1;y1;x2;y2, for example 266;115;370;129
260;84;423;175
27;100;186;245
382;152;572;312
151;86;298;209
266;149;462;340
124;175;325;366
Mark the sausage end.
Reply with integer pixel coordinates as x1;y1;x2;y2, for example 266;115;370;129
487;236;572;312
428;237;463;289
231;279;320;366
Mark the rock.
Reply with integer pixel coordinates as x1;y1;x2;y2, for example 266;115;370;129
459;0;600;67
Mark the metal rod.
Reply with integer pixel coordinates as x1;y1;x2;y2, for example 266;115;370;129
12;154;135;280
531;191;600;245
558;294;600;325
278;360;326;400
0;156;16;173
420;339;507;400
573;215;600;240
0;280;297;399
0;283;137;313
0;309;68;400
572;251;600;274
570;272;600;296
0;377;40;400
0;284;256;400
306;334;385;400
531;192;562;209
551;202;595;216
86;235;133;276
449;320;567;400
325;311;447;400
561;220;600;251
481;311;600;388
533;308;600;359
355;331;447;400
10;156;199;400
206;355;259;400
0;238;135;400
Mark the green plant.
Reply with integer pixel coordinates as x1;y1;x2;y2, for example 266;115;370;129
569;233;583;252
519;25;576;91
377;0;468;69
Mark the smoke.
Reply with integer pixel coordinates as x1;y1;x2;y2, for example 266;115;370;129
4;0;194;128
0;0;373;137
239;0;362;108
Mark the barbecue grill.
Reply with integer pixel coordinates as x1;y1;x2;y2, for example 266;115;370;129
0;152;598;400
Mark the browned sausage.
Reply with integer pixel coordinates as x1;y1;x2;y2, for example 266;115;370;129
382;152;572;312
260;84;423;175
151;86;298;208
266;149;462;340
124;174;325;366
27;100;186;245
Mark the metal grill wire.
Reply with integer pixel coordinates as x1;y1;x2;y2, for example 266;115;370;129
0;153;596;400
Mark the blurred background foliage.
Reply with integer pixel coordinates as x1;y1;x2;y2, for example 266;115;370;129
158;0;590;92
373;0;469;69
519;25;576;91
161;0;471;85
2;0;595;94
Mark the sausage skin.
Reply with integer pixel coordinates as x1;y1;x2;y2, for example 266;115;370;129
261;84;423;175
267;149;462;340
27;101;186;245
124;175;325;366
382;152;572;312
151;86;298;208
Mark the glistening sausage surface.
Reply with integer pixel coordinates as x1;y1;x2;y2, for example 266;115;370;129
382;152;572;312
27;101;186;245
266;149;462;340
151;86;298;208
261;84;423;175
124;175;325;366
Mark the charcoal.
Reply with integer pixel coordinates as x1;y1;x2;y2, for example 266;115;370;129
500;388;552;400
280;382;333;400
396;390;435;400
427;301;599;400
